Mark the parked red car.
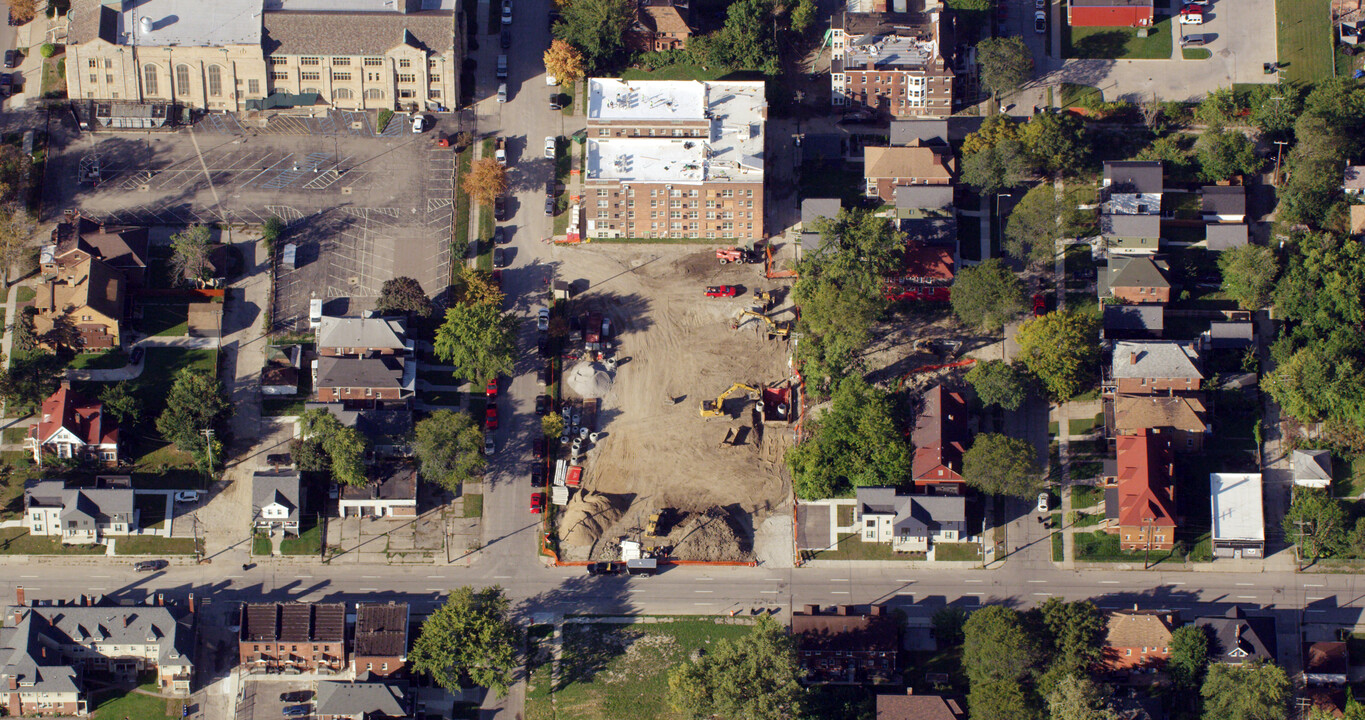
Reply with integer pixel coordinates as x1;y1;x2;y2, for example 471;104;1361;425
486;378;498;397
530;492;545;514
485;405;498;430
705;285;738;298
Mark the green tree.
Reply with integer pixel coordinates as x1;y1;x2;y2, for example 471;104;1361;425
975;37;1033;98
1195;126;1262;183
1014;309;1101;400
790;0;816;33
966;360;1030;411
809;208;907;276
1244;84;1304;139
1217;244;1279;310
1283;488;1350;561
963;605;1038;688
1035;599;1105;695
0;205;36;288
374;276;434;317
98;381;141;427
169;224;213;287
1278;115;1351;228
962;433;1043;498
155;368;230;462
409;587;519;696
970;679;1039;720
1200;660;1289;720
552;0;633;72
1135;135;1195;178
298;408;370;487
1005;184;1097;267
0;350;63;409
1167;624;1209;691
697;0;781;74
950;259;1026;332
785;375;911;499
413;410;485;492
931;606;967;647
542;411;565;439
1194;87;1240;126
960;139;1031;195
666;616;806;720
434;302;517;385
1047;674;1117;720
9;306;36;353
1019;112;1089;176
962;114;1021;156
260;215;285;254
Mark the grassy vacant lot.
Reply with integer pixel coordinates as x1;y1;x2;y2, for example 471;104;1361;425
463;492;483;518
139;304;189;336
527;620;753;720
1065;17;1173;59
1276;0;1333;83
806;532;927;561
799;160;863;207
68;349;130;370
91;683;182;720
0;527;105;555
115;536;199;555
1059;83;1103;109
935;542;982;561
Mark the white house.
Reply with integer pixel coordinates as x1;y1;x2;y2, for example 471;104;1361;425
252;471;302;535
339;465;418;519
23;478;135;544
1292;450;1333;490
855;487;965;553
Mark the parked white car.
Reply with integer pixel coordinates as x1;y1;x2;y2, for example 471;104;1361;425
174;490;200;503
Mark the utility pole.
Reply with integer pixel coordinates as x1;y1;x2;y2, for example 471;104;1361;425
201;428;216;481
1272;140;1290;187
1143;517;1153;569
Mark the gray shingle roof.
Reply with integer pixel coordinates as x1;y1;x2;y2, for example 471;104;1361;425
895;185;954;211
316;356;409;390
24;479;133;530
1103;161;1163;194
1108;255;1170;290
890;119;949;147
1205;224;1249;251
252;471;301;524
1104;304;1164;332
1112;341;1203;380
315;680;408;716
1293;449;1333;484
801;199;841;227
316;316;408;353
855;487;965;534
262;10;455;56
1207;321;1253;348
1201;186;1246;216
1102;213;1160;239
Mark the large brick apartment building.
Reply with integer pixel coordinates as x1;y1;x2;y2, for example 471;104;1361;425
239;603;347;674
583;78;766;242
829;2;955;118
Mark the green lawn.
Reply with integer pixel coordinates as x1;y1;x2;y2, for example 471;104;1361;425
836;504;855;526
1333;454;1365;498
805;532;927;561
1276;0;1334;82
261;397;307;416
115;536;199;555
253;532;272;556
1065;17;1173;59
463;493;483;518
68;349;130;370
1182;47;1212;59
0;527;104;555
1067;414;1101;436
1072;483;1103;509
621;64;728;82
1059;83;1103;109
528;620;753;720
1074;529;1181;565
280;521;322;555
134;493;167;529
2;426;27;445
91;685;182;720
15;286;35;303
934;541;982;561
1073;512;1103;528
140;304;189;337
453;145;473;261
1052;529;1065;562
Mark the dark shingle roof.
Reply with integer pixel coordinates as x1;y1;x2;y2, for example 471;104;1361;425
355;603;410;658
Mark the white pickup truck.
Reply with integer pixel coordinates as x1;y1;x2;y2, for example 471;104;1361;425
495;138;507;166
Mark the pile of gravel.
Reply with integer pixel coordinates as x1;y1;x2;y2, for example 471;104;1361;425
566;361;614;398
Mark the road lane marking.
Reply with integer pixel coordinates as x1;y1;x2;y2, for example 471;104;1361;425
1235;582;1253;586
1028;580;1047;584
362;575;381;579
90;575;109;579
1236;595;1257;599
359;588;379;592
896;579;915;583
697;577;713;582
493;575;512;579
693;602;714;606
1307;596;1327;601
425;588;445;592
1304;584;1324;588
1098;580;1119;584
1032;592;1053;596
426;575;443;579
760;590;780;594
896;592;914;596
695;589;713;593
765;578;783;581
297;576;312;579
965;579;983;583
965;592;984;595
832;578;849;582
1167;581;1185;586
831;591;850;594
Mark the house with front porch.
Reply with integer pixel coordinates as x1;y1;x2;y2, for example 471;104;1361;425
854;486;966;553
26;385;119;466
23;478;135;544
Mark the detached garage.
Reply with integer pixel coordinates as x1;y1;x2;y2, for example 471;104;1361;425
1068;0;1153;27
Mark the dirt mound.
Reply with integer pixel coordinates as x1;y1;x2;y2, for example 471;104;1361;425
560;491;626;549
677;249;723;277
670;510;751;562
565;361;615;399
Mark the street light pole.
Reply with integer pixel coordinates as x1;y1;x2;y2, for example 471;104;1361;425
1272;140;1289;187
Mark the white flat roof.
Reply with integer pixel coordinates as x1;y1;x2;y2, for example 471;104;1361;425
1210;473;1264;542
588;78;707;122
588;138;705;184
123;0;263;46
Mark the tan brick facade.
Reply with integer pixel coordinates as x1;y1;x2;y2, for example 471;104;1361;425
585;182;763;241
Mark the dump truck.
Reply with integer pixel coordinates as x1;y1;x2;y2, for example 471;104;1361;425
585;312;603;351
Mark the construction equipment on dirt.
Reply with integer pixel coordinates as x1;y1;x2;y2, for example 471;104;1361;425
717;247;758;264
733;310;791;339
646;512;662;536
700;383;758;418
764;243;798;279
751;288;773;311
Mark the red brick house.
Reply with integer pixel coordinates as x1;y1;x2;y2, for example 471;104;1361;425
1110;341;1203;396
239;603;347;674
627;0;694;51
1067;0;1154;27
1102;608;1175;671
1110;430;1176;551
313;356;414;407
353;603;410;677
26;384;119;466
44;210;149;288
911;384;969;492
791;605;897;684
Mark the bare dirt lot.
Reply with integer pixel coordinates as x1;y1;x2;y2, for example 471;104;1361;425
545;243;797;564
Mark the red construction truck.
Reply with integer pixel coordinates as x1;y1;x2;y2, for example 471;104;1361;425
585;311;603;352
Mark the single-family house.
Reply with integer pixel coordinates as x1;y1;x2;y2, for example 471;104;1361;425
353;603;410;678
252;470;302;536
316;315;411;357
1102;214;1161;254
1301;688;1347;719
1344;166;1365;196
1202;321;1254;350
1102;608;1175;671
0;588;194;717
1205;223;1249;251
626;0;694;52
874;690;965;720
889;119;950;147
1304;642;1348;685
863;144;955;203
895;185;956;214
262;345;302;396
791;604;898;684
1292;450;1333;490
33;256;126;351
800;198;842;256
1067;0;1153;26
339;464;418;518
314;356;415;407
1113;394;1209;452
1210;473;1264;559
23;478;135;544
26;385;119;466
44;210;149;287
315;678;410;720
1201;186;1246;223
1103;255;1171;304
1194;607;1276;665
1110;430;1176;551
1102;161;1163;212
1103;305;1164;340
910;385;969;491
239;603;347;674
1110;341;1203;395
855;486;966;553
306;403;414;457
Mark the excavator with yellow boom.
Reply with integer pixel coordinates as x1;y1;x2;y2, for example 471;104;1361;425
732;310;792;338
699;383;758;418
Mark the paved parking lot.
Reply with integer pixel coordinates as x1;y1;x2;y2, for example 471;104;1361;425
43;110;458;328
237;677;316;720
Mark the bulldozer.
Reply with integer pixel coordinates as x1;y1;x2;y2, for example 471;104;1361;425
733;310;791;339
700;383;758;418
646;512;662;536
751;288;773;311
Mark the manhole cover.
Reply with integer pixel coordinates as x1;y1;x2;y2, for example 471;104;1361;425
350;121;364;130
342;186;352;195
348;277;359;285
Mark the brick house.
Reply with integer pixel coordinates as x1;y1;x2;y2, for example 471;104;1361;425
1104;255;1171;305
829;9;955;118
1113;394;1209;452
1101;608;1175;671
26;385;119;467
1109;341;1203;396
910;384;969;491
239;603;346;674
313;356;415;407
1067;0;1154;26
44;210;149;288
316;315;411;358
1109;430;1177;551
863;143;954;203
791;605;898;684
353;603;410;677
875;690;965;720
33;256;126;351
627;0;693;51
